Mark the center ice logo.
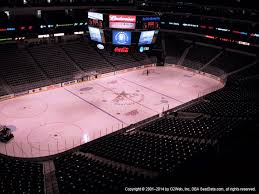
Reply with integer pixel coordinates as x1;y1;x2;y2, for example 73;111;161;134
112;91;144;106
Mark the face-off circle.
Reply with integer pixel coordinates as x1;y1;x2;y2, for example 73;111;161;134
27;122;84;152
1;99;48;118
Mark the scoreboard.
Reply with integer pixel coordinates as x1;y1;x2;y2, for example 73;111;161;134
87;11;160;53
142;16;160;30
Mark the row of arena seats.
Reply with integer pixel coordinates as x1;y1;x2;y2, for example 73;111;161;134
137;116;241;141
28;45;80;84
62;41;151;73
165;38;191;64
180;101;259;118
131;53;153;66
229;62;259;81
97;49;142;70
0;83;8;96
187;60;258;129
232;76;259;89
165;39;256;78
204;88;259;102
0;42;151;96
203;51;255;75
0;156;44;194
80;132;212;174
0;45;51;93
54;153;150;193
183;44;221;69
61;42;114;74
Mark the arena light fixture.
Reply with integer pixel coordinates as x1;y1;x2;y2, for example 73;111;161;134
54;33;65;37
38;34;50;38
74;31;84;35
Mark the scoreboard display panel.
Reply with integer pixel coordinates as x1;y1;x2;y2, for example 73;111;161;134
88;26;105;43
88;12;104;28
143;21;160;29
142;16;160;30
138;30;155;45
112;31;132;45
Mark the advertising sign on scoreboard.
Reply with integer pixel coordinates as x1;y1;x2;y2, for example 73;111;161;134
112;31;131;45
138;30;155;45
109;15;136;29
109;15;136;22
142;17;160;21
114;47;129;53
139;46;150;53
109;22;136;29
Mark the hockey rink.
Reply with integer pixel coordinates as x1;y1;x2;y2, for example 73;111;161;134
0;66;224;158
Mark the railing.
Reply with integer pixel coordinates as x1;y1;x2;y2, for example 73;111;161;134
198;84;224;98
202;65;226;77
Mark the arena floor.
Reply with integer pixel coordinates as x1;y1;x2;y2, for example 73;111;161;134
0;66;224;158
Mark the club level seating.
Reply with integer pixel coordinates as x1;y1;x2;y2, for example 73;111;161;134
183;45;221;69
61;42;114;74
29;45;80;83
81;132;212;174
0;156;44;194
0;45;50;93
203;51;255;74
138;116;241;141
54;153;149;193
